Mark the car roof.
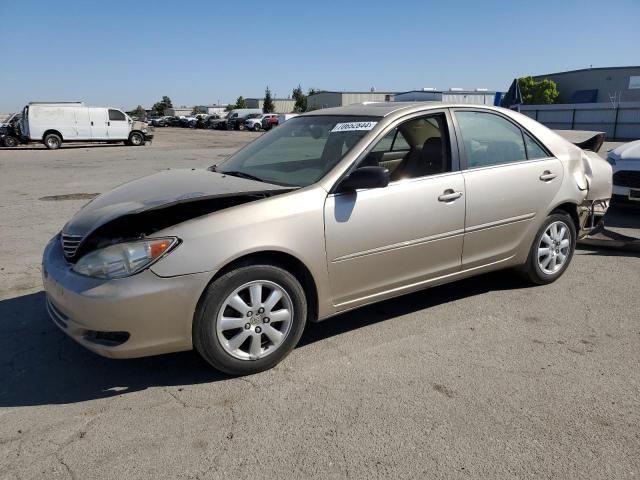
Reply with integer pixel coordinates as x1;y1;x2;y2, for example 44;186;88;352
300;102;505;118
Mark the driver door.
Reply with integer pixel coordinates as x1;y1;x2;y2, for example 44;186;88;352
324;112;466;309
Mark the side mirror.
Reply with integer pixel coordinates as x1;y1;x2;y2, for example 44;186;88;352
339;166;390;191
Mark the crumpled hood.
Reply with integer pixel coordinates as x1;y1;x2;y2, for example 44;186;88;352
63;169;290;237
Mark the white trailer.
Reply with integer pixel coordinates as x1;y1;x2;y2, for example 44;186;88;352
19;102;153;150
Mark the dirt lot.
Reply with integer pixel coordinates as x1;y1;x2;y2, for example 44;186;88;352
1;129;639;479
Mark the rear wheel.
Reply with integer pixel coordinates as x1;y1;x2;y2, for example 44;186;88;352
253;123;261;131
238;123;245;131
520;212;576;285
128;132;144;146
194;265;307;375
43;133;62;150
2;136;18;147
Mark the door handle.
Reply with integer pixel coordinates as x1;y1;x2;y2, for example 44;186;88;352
91;121;94;126
107;121;110;126
438;189;463;202
539;171;557;181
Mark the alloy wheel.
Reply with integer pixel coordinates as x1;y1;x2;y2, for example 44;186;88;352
216;280;294;360
537;220;571;275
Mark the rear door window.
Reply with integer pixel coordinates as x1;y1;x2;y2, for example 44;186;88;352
455;111;527;168
523;133;549;159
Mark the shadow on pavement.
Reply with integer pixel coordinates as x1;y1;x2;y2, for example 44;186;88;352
0;271;531;407
578;205;640;252
0;144;127;151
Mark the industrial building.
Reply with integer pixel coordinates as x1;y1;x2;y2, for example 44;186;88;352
164;107;193;117
245;98;296;113
307;91;395;110
533;66;640;103
390;89;501;105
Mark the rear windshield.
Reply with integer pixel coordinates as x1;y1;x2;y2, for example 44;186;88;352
218;115;379;187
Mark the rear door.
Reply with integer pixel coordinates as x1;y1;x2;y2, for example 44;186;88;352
452;109;564;269
107;109;130;139
89;108;109;139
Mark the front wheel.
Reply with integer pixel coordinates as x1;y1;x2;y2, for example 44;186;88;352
128;132;144;146
253;124;261;131
194;265;307;375
2;136;18;147
520;212;576;285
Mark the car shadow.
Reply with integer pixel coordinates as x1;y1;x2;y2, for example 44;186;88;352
604;206;640;230
0;144;128;151
0;271;532;407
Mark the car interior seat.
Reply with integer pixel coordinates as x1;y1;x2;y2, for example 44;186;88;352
390;137;443;181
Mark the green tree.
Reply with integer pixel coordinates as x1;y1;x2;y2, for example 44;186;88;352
518;76;559;104
152;95;174;115
292;84;306;112
191;106;207;115
130;105;146;118
235;96;247;109
263;86;275;113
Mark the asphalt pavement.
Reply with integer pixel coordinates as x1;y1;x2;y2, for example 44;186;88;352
0;130;638;479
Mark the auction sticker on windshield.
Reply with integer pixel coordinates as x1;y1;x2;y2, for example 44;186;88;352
331;121;378;132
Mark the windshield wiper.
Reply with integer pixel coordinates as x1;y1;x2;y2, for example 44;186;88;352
220;170;266;183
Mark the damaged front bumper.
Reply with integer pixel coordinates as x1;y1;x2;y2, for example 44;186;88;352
41;235;211;358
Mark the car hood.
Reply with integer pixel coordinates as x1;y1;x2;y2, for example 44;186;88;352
63;169;291;237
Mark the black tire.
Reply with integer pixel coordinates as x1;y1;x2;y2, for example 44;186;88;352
2;136;18;147
520;211;576;285
194;265;308;375
128;132;144;146
43;133;62;150
238;123;245;131
253;124;261;132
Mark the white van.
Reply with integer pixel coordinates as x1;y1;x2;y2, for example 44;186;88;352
19;102;153;150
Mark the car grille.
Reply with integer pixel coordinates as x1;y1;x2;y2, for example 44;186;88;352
61;233;84;260
613;170;640;188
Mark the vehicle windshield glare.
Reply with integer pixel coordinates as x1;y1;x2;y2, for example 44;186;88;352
217;115;379;187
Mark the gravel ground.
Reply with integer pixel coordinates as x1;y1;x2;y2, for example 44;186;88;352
0;129;638;479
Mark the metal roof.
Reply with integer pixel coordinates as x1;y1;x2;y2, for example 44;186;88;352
301;102;505;117
533;65;640;77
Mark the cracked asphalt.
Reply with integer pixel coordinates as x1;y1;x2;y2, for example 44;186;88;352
1;130;639;479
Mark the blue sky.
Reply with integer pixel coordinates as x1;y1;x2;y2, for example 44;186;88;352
1;0;639;112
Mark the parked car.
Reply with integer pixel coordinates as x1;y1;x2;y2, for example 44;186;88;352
226;108;263;130
195;115;210;129
18;102;153;149
207;114;229;130
244;113;273;131
261;114;280;130
165;116;182;127
0;113;23;147
42;103;612;375
606;140;640;206
149;117;168;127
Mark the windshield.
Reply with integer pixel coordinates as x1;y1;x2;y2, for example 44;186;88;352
217;115;379;187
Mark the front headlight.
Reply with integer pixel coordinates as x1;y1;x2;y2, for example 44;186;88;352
72;238;178;279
